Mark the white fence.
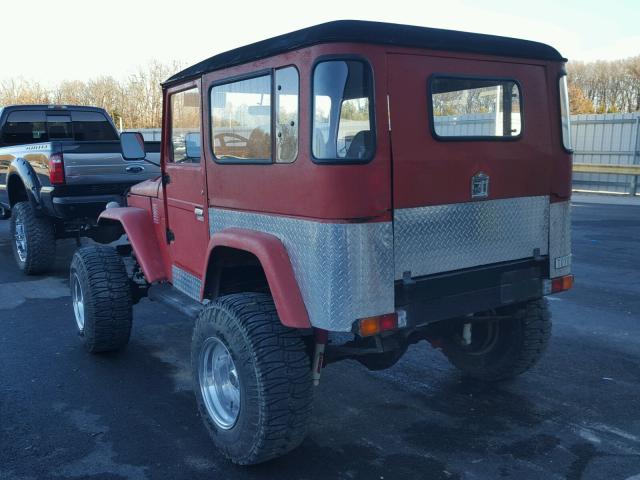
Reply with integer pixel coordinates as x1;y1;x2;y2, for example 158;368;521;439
571;113;640;196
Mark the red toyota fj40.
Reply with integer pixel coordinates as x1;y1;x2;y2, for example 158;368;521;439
69;20;574;464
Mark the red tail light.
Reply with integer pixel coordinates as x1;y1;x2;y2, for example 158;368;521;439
49;152;65;185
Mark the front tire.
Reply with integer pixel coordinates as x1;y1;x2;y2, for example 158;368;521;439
70;245;133;353
192;293;313;465
441;299;551;381
10;201;56;275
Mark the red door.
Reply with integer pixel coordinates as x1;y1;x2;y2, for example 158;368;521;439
164;81;209;299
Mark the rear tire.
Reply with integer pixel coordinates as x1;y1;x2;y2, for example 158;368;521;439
192;293;313;465
441;299;551;381
10;201;56;275
70;245;133;353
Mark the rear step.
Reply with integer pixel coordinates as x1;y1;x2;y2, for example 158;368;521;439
148;283;203;318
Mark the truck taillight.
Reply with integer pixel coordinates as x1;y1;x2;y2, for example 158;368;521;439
551;274;574;293
49;153;65;185
358;313;398;337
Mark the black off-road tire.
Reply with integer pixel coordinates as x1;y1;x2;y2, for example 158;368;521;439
192;293;313;465
10;201;56;275
70;245;133;353
441;299;551;381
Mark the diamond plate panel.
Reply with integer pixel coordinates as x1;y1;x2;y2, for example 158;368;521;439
172;265;202;301
209;209;394;332
549;200;572;278
394;196;550;279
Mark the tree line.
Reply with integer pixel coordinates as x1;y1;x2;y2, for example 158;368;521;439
1;57;639;127
568;56;640;114
0;61;182;129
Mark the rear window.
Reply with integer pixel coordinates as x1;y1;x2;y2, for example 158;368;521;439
430;77;522;139
1;110;117;146
71;111;119;141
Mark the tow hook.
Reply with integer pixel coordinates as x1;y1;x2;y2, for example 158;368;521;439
312;329;328;386
462;322;472;346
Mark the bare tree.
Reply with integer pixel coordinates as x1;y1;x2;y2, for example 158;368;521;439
568;56;640;114
1;60;184;129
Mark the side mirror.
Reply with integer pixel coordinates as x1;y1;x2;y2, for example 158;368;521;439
120;131;146;160
185;132;201;159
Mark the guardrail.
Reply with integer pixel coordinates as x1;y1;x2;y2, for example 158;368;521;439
573;163;640;176
573;163;640;196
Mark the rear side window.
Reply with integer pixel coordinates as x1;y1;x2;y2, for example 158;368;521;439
430;77;522;139
1;110;117;146
275;67;299;163
169;87;202;164
558;75;572;151
312;60;375;162
211;75;271;162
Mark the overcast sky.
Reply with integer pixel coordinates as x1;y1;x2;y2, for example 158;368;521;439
3;0;638;86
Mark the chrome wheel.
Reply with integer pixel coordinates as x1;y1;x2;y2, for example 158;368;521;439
199;337;240;430
71;273;85;332
14;218;27;262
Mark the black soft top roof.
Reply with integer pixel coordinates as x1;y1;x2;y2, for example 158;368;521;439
165;20;565;86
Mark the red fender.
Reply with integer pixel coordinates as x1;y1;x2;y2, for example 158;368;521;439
98;207;168;283
203;228;311;329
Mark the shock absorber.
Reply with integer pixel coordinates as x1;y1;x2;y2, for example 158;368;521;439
312;328;328;386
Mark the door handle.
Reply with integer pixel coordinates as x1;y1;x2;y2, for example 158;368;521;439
126;165;145;173
194;207;204;221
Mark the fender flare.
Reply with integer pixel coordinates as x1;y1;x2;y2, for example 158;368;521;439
98;207;168;283
7;159;41;207
203;228;311;329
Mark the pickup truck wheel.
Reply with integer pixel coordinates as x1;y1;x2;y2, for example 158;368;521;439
441;299;551;382
10;201;56;275
192;293;313;465
70;245;133;353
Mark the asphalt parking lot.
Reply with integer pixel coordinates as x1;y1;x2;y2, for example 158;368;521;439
1;201;639;480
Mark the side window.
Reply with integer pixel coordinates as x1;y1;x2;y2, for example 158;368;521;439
558;75;572;151
211;75;271;162
430;77;522;138
170;88;201;164
275;67;299;163
312;60;375;162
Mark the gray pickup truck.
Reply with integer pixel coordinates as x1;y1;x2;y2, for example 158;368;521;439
0;105;160;274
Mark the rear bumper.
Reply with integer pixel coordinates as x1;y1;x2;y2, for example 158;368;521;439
41;191;123;220
395;258;548;327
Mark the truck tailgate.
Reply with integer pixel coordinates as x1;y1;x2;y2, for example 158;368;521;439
61;141;160;185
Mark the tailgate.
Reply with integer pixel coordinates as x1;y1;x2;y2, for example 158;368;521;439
61;141;160;185
387;53;551;280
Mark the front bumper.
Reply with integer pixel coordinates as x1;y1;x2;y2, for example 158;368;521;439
395;258;548;327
